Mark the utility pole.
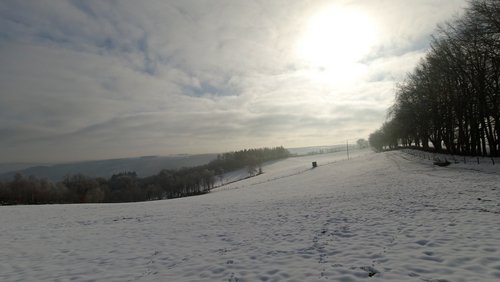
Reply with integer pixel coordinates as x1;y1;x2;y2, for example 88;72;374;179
347;139;350;160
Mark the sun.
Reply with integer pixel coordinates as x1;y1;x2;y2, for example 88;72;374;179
295;5;378;83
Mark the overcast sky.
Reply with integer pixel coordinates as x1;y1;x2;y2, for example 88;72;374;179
0;0;467;163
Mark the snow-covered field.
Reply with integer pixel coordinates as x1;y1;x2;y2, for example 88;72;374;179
2;150;500;281
215;148;367;187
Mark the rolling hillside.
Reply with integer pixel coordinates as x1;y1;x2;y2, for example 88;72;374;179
0;154;217;181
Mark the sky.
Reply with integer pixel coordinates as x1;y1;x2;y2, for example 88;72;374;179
0;0;467;163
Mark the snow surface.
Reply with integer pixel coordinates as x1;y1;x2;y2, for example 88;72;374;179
1;150;500;281
215;148;368;187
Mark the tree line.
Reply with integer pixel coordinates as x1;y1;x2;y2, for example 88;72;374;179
0;146;291;205
370;0;499;156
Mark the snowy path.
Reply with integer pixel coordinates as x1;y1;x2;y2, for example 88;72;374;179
1;151;500;281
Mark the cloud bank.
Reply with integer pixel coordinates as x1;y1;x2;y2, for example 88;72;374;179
0;0;467;162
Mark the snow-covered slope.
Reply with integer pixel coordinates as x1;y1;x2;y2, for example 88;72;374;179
1;151;500;281
215;148;369;187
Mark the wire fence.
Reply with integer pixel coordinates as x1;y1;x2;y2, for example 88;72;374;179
401;148;498;166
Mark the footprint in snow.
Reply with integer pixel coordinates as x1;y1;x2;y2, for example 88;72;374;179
415;239;429;246
359;265;379;277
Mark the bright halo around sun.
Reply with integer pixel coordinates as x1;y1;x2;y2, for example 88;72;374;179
295;5;378;85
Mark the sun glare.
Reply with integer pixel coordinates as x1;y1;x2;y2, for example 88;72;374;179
295;5;378;84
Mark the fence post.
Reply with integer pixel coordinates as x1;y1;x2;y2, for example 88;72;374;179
346;140;350;160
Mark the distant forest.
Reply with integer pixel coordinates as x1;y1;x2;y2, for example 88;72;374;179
369;0;499;157
0;147;291;205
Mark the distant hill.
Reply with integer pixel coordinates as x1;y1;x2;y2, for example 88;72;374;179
0;154;217;181
0;163;48;174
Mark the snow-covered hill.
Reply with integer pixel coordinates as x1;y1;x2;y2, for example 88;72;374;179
1;150;500;281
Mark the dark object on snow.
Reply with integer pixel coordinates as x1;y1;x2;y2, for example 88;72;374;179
360;266;379;277
433;160;451;167
312;161;317;168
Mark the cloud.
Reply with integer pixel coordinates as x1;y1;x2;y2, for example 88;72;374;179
0;0;468;162
362;0;467;55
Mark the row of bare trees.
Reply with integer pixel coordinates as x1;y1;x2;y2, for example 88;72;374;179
370;0;499;156
0;169;213;205
207;146;290;176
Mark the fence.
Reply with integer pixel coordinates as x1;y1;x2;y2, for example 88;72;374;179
401;148;497;166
